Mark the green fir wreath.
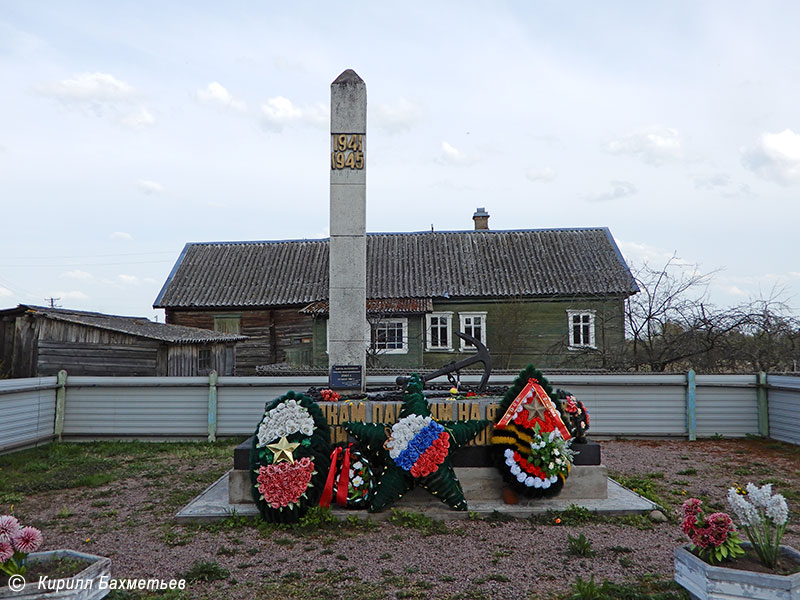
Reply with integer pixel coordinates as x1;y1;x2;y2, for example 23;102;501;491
490;365;575;499
343;374;490;512
249;391;331;523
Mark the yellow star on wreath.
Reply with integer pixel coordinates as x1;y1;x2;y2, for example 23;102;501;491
267;436;300;464
343;374;490;512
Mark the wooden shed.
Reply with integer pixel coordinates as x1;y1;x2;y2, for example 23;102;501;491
0;305;246;378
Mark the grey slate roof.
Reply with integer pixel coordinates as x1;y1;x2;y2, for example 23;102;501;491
154;228;639;309
6;305;246;344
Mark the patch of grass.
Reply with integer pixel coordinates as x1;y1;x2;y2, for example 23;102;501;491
181;560;229;583
646;472;665;479
607;545;633;553
274;537;294;547
387;508;450;536
491;549;512;565
565;574;687;599
676;468;697;476
56;506;73;519
566;533;596;557
611;473;667;508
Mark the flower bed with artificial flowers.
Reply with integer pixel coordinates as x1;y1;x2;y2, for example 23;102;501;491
0;514;43;579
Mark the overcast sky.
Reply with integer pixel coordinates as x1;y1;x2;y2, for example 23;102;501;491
2;1;799;320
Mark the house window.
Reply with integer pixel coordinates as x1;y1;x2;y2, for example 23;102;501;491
459;312;487;351
426;312;453;351
371;318;408;354
567;310;596;348
198;348;212;372
213;315;241;334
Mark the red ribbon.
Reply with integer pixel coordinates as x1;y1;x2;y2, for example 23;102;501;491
336;445;351;507
319;444;353;508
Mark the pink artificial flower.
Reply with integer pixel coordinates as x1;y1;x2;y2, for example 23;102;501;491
12;526;43;554
0;515;20;541
0;540;14;563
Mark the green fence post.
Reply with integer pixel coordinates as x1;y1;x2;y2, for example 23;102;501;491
54;370;67;442
208;370;218;443
757;371;769;438
686;369;696;441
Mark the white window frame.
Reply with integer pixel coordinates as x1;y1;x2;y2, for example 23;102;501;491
567;310;596;349
459;311;487;352
370;318;409;354
425;312;453;351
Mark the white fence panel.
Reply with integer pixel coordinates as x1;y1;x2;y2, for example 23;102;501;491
62;377;208;436
0;377;57;451
548;375;688;436
695;375;758;438
768;375;800;445
216;377;329;436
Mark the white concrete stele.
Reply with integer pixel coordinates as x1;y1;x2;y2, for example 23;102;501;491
328;69;367;391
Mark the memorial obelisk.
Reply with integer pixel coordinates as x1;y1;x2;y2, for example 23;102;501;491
328;70;367;391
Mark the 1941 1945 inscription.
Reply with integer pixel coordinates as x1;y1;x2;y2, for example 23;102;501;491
331;133;364;169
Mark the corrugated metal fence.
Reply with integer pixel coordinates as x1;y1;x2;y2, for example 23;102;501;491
0;377;59;452
1;372;797;450
768;375;800;445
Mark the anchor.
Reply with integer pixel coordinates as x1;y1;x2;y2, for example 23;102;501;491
396;331;492;393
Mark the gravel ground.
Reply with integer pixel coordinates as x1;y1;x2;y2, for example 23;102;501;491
7;437;800;599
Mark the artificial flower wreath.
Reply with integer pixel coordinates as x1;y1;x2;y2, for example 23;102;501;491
249;391;330;523
491;365;575;498
319;443;373;509
344;374;490;512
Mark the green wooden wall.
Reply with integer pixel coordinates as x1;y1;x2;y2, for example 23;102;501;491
307;296;626;370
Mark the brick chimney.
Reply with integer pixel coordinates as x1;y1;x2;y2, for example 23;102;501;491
473;207;489;230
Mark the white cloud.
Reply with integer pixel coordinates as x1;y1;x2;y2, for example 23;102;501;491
525;166;556;183
60;270;92;280
438;141;477;166
586;180;636;202
36;72;136;101
196;82;246;112
617;241;692;268
110;231;134;241
373;98;424;133
121;107;155;129
607;126;682;165
693;173;731;190
53;290;89;300
137;179;164;195
117;274;139;285
742;129;800;184
0;287;12;297
260;96;327;131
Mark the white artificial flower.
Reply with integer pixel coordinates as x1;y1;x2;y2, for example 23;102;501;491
533;478;542;488
524;476;535;487
510;464;521;476
351;476;364;487
516;472;527;483
504;448;514;459
352;461;363;470
549;475;558;483
505;457;515;468
766;494;789;526
746;483;773;508
541;479;551;489
727;488;761;527
548;462;554;470
256;400;315;447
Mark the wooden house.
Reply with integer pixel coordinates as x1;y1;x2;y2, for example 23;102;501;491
154;221;638;374
0;305;246;378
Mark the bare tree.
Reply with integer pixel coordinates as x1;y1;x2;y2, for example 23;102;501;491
623;255;745;371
